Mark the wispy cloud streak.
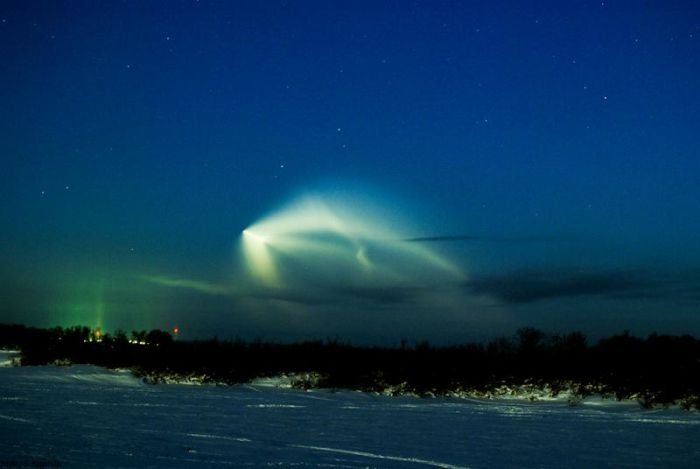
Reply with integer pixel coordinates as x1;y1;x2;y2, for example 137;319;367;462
465;269;651;304
140;275;231;296
402;234;568;243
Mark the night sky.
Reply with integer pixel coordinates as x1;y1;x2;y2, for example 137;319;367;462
2;1;700;344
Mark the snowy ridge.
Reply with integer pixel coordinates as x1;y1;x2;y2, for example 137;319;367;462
245;374;651;408
2;363;700;467
3;355;693;409
5;349;697;409
128;369;695;409
249;372;324;389
0;350;20;367
6;364;144;387
138;371;221;386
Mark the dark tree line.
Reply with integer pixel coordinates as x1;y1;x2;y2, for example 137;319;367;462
2;324;700;409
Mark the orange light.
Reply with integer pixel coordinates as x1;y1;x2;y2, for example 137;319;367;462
173;327;179;335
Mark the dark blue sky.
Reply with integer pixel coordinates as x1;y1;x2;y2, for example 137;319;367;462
2;1;700;343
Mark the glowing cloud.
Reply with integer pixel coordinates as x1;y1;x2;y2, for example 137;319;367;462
239;192;465;297
241;229;279;287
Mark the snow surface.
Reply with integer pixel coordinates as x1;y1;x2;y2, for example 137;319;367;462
1;357;699;468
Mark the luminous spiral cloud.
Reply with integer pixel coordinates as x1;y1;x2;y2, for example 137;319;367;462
240;194;465;297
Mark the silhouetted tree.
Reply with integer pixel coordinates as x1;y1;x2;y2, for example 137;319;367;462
3;323;700;409
146;329;172;346
517;327;545;353
131;330;147;343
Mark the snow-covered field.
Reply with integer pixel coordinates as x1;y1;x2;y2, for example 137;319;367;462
1;351;699;468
